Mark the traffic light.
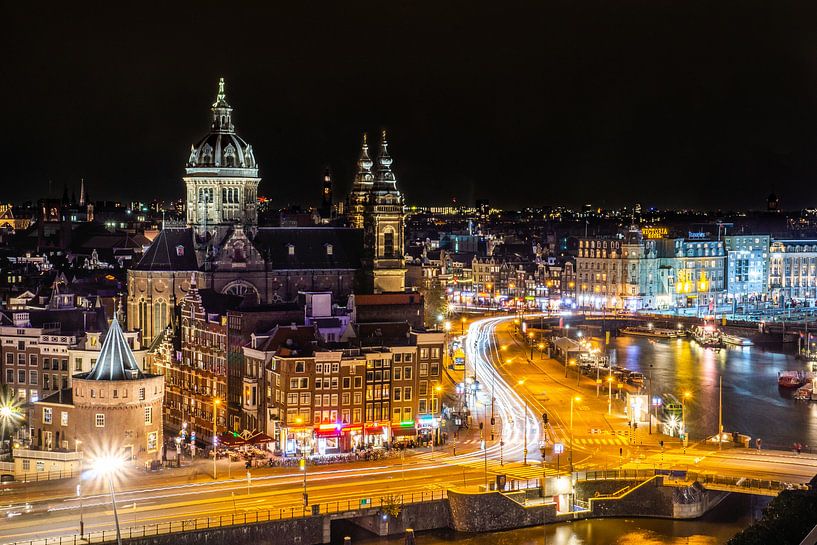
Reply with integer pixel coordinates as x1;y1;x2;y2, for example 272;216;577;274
299;458;306;471
542;413;548;425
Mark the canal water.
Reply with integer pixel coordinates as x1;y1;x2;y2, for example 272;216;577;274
330;337;803;544
331;493;755;544
602;335;817;450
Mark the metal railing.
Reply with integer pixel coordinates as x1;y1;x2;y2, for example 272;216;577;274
2;490;448;545
3;469;79;483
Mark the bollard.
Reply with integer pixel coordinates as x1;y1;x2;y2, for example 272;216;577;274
405;529;416;545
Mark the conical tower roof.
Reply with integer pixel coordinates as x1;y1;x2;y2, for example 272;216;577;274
84;316;143;381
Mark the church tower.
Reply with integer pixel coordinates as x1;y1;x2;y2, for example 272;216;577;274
362;130;406;293
345;133;373;229
184;78;260;245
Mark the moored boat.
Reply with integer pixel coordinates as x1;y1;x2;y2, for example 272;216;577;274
620;325;683;338
722;333;753;347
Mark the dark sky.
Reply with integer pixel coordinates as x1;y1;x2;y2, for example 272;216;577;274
4;1;817;210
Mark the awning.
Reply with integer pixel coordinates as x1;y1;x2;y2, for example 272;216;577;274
364;425;385;434
247;432;273;444
315;428;340;438
391;427;416;438
218;433;246;447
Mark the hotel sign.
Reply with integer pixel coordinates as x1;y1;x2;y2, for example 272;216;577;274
641;227;668;239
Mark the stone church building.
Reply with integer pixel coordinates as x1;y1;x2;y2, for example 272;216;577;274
127;80;406;343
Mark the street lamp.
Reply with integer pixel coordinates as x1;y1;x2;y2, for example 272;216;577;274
681;391;692;447
93;454;125;545
294;417;309;511
0;399;22;454
212;398;221;479
518;379;528;465
538;342;545;360
569;396;581;474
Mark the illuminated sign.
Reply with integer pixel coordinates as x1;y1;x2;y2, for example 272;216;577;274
641;227;668;239
688;232;707;240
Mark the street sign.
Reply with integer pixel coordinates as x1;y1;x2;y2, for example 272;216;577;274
553;442;564;454
360;498;372;507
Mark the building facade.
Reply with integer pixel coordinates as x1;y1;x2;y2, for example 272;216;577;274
725;235;770;308
769;239;817;306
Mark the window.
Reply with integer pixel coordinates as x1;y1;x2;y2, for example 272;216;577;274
295;361;305;373
393;408;402;422
404;367;412;380
431;348;440;359
404;353;412;363
354;376;362;388
138;387;146;400
42;357;49;369
95;414;105;427
331;377;338;389
316;363;323;374
419;348;429;360
383;231;394;258
403;407;412;420
299;392;310;405
74;358;82;371
419;381;428;396
393;367;401;381
419;399;427;414
331;363;339;373
342;377;351;389
353;392;362;404
419;363;428;377
394;387;401;401
5;369;12;384
288;244;295;256
60;411;68;426
326;244;333;256
342;392;350;405
43;407;52;424
5;353;12;364
144;406;153;425
394;353;402;363
29;354;37;366
315;378;323;389
403;387;412;401
30;370;37;385
287;392;299;405
22;459;30;471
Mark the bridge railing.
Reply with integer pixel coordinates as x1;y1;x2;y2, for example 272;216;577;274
686;471;809;493
2;490;448;545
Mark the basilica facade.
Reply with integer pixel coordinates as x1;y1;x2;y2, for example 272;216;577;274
127;80;406;343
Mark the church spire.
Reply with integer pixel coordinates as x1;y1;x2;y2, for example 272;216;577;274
210;77;234;133
352;132;374;192
373;129;398;193
79;178;86;206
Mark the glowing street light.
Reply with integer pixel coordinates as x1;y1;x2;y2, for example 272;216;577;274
681;391;692;447
0;399;22;453
569;396;581;474
212;398;221;479
518;379;529;465
93;454;125;545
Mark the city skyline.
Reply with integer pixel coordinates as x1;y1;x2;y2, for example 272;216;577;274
5;2;817;210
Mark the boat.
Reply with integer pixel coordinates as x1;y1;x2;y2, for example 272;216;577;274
722;334;753;347
689;324;723;348
627;371;646;386
778;371;813;388
620;325;683;339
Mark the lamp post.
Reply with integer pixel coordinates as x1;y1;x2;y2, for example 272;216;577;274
461;317;466;335
434;384;443;456
681;391;691;447
569;396;581;474
93;455;124;545
212;398;221;479
518;379;528;465
538;342;545;360
294;417;309;512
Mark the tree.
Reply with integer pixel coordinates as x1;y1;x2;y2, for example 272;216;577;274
728;489;817;545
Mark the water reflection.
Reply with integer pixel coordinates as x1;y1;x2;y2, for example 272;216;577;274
604;336;817;450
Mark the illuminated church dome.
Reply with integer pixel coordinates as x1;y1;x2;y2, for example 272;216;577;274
186;78;257;170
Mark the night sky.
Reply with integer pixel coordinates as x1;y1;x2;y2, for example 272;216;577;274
3;1;817;210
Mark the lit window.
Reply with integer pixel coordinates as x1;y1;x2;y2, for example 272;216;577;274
43;407;52;424
145;406;153;425
95;414;105;428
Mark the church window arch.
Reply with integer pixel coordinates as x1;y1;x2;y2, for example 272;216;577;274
138;299;148;336
223;143;237;167
153;300;168;339
222;281;259;298
201;144;213;164
382;227;395;258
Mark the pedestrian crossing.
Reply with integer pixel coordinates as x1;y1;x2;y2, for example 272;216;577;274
573;436;631;446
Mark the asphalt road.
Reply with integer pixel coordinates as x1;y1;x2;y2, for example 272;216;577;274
1;314;814;544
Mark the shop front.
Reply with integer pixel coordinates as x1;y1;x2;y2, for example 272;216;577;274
416;414;439;445
361;422;390;448
391;421;417;444
283;425;313;456
314;423;342;455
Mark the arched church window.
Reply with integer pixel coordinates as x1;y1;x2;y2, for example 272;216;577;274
176;245;184;257
224;144;236;167
223;281;258;298
383;230;395;258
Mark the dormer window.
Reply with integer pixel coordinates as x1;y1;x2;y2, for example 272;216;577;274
176;245;184;257
325;244;333;256
287;244;295;256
